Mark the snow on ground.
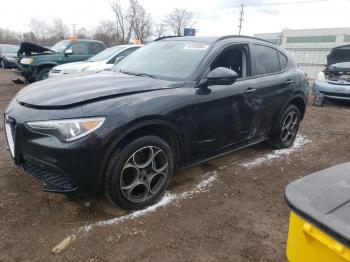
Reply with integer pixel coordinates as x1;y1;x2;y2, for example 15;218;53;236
80;134;310;233
240;135;311;169
81;171;218;232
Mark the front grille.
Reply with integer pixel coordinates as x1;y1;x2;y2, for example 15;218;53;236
322;92;350;98
23;162;75;190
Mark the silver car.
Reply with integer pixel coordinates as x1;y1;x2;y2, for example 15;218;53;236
313;44;350;101
48;45;142;78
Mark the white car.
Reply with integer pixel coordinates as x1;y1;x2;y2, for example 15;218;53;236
48;45;142;78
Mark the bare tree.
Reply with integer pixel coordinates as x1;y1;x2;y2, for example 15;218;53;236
154;23;167;39
93;20;119;46
50;18;69;41
29;18;50;43
111;0;132;44
0;28;22;44
129;0;153;42
163;8;194;36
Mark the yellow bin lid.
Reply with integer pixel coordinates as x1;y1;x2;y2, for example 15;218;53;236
285;162;350;248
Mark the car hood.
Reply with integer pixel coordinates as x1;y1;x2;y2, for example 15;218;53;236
327;62;350;71
327;44;350;66
17;42;54;56
54;61;104;71
2;52;17;58
16;70;184;108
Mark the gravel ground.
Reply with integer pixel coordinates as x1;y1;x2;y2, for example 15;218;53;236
1;69;350;262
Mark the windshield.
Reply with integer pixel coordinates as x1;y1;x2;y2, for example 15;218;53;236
88;46;126;62
115;41;211;80
1;45;18;53
51;40;70;53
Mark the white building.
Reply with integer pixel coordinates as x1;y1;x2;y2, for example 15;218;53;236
255;28;350;79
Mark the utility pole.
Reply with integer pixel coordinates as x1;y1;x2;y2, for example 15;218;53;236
72;23;77;35
238;4;244;35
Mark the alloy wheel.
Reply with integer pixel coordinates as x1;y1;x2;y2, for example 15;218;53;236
281;111;299;144
120;146;169;202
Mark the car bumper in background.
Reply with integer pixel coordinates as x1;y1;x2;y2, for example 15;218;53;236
313;79;350;100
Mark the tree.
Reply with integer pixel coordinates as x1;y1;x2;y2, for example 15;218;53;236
164;8;194;36
111;0;152;44
93;20;119;46
129;0;153;42
154;23;167;39
50;18;69;41
111;0;132;44
29;18;50;44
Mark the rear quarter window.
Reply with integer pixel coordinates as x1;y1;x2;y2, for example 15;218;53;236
278;51;288;70
91;42;105;54
252;44;280;75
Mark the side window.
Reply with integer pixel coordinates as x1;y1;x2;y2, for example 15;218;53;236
91;42;105;55
278;51;288;70
71;43;90;55
252;44;280;75
109;47;139;64
211;45;249;78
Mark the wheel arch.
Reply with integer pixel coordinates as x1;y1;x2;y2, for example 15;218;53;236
288;94;307;120
98;120;184;190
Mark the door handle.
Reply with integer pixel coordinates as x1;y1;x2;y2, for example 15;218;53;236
284;79;295;86
244;87;257;94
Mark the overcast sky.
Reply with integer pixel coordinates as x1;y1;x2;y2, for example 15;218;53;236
1;0;350;36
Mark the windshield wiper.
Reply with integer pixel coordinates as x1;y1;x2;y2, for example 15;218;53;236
120;70;156;79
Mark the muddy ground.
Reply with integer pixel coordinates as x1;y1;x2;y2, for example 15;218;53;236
1;68;350;262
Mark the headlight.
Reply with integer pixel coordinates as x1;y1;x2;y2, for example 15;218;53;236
316;71;326;82
20;58;33;65
26;117;105;142
63;68;79;74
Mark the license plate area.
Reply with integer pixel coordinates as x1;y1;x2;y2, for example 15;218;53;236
4;115;15;158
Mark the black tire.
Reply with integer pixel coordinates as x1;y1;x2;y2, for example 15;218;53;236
36;67;51;81
269;104;300;149
105;136;174;210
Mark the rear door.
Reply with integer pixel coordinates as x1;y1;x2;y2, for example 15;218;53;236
250;44;293;137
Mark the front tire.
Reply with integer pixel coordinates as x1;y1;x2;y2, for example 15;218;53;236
36;67;51;81
269;104;300;149
105;136;174;210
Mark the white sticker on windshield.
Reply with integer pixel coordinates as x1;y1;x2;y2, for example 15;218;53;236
184;43;209;50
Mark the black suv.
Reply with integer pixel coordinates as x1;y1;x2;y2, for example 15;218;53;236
4;36;308;210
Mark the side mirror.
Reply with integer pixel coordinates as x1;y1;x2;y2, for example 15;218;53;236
199;67;238;87
114;55;125;65
65;49;73;56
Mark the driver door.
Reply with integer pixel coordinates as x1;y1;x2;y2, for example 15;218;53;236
195;44;261;159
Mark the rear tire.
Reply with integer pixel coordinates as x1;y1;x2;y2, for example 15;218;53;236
105;136;174;210
269;104;300;149
36;67;51;81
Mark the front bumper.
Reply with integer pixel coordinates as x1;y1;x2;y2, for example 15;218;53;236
12;65;33;79
313;79;350;100
4;104;106;195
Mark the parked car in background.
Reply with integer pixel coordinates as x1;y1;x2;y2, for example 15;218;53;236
0;44;19;68
13;39;106;82
313;44;350;101
48;44;142;78
4;36;308;210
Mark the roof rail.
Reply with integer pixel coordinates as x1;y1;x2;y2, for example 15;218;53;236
216;35;277;45
154;35;188;41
